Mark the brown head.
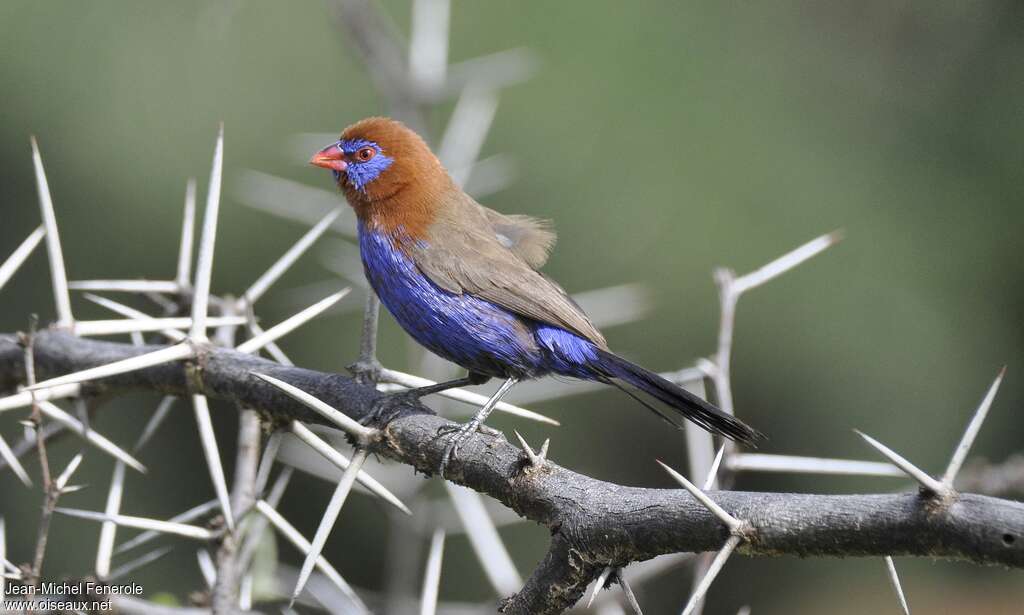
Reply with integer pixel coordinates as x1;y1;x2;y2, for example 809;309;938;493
310;117;453;236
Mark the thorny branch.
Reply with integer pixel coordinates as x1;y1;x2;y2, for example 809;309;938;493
3;2;1021;613
1;331;1022;614
21;316;55;587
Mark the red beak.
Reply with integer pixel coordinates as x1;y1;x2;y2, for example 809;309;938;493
310;143;347;173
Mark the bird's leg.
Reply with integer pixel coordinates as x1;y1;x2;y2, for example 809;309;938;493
439;377;518;476
363;372;491;427
402;372;491;399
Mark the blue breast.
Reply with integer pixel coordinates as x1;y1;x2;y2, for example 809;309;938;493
358;223;599;379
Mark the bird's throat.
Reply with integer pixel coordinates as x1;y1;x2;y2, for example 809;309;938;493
343;177;448;243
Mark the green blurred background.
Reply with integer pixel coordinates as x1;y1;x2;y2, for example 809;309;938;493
2;1;1023;613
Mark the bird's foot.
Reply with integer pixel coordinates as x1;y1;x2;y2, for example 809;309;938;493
436;420;500;476
347;358;383;385
477;424;502;437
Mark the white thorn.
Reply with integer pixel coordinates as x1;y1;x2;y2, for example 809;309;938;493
657;460;741;531
73;397;90;439
439;47;538;99
192;395;234;530
695;358;718;379
239;573;254;610
96;461;126;578
855;430;948;495
253;373;376;441
243;209;342;305
190;123;224;341
587;566;614;608
176;178;197;290
247;321;293;365
290;448;370;605
0;433;33;487
703;446;726;491
254;499;366;610
439;85;499;186
133;396;176;452
82;294;185;342
572;283;653;330
378;368;559;426
253;430;283;497
54;452;84;491
505;378;604;405
318;239;371;289
72;315;247;337
683;380;715;485
196;549;216;587
726;453;904;478
681;536;740;615
266;466;293;507
291;422;410;515
235;289;350;354
26;343;194;392
513;430;548;467
538;438;550;460
419;528;446;615
107;546;173;582
884;556;910;615
731;231;842;295
444;482;522;595
55;508;215;541
460;154;518;199
0;383;81;414
661;366;707;386
942;367;1005;487
235;170;357;237
616;568;644;615
68;279;181;294
409;0;450;92
31;137;74;327
0;225;45;293
113;500;218;555
36;401;146;472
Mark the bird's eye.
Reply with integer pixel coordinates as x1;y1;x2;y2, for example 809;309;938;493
356;147;376;162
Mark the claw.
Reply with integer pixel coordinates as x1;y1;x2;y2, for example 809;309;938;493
437;421;480;476
438;438;458;477
435;377;518;477
347;358;383;384
478;424;502;438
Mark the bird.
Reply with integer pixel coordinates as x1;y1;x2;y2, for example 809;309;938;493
310;117;762;472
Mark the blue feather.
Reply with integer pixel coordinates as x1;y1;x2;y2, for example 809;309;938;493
357;222;762;444
339;139;394;192
358;223;599;379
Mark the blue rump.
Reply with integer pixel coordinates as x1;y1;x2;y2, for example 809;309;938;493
359;224;599;380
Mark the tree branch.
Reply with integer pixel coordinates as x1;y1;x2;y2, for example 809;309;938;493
2;330;1023;615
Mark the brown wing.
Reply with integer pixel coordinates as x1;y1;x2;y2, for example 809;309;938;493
411;195;608;348
480;206;556;269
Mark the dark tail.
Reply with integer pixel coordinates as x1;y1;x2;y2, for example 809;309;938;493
592;349;764;446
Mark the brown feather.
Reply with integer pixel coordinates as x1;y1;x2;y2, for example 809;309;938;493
337;117;557;268
339;117;452;239
408;190;608;348
480;208;557;269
